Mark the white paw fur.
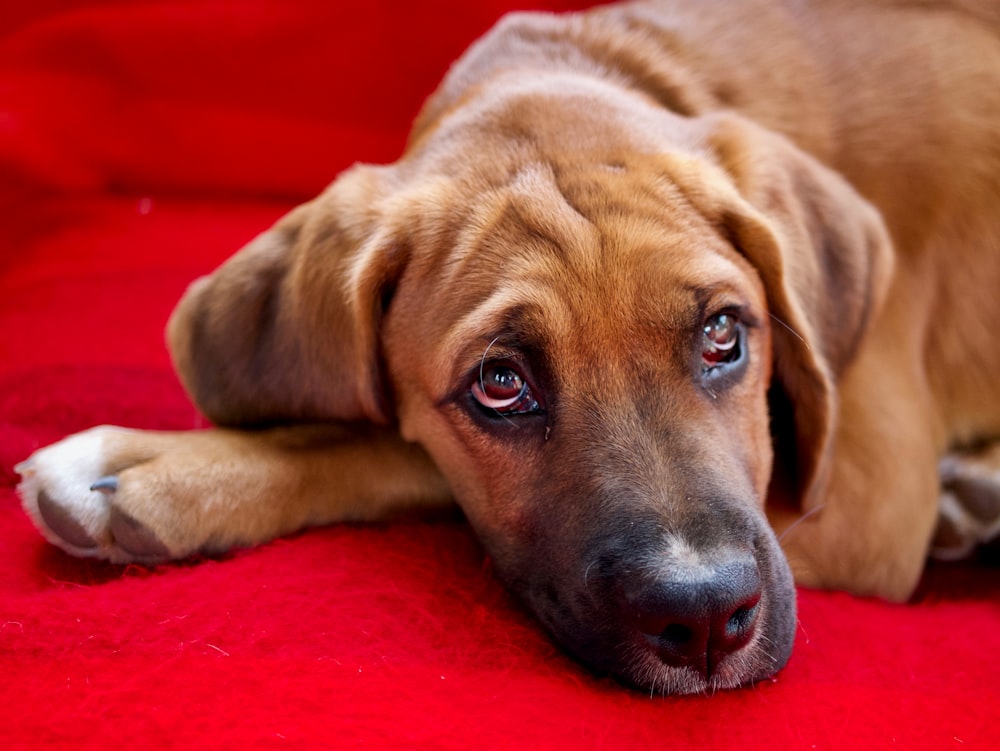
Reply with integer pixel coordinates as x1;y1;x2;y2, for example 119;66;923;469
16;426;135;562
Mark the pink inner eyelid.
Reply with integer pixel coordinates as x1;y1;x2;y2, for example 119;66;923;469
706;335;737;351
473;381;522;406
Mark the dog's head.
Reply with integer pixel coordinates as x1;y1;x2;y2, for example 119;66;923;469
168;82;891;693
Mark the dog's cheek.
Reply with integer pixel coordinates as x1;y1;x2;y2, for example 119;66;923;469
393;397;545;553
713;362;775;504
445;444;545;550
740;391;775;503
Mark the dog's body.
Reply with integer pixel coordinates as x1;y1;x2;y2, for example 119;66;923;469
16;0;1000;694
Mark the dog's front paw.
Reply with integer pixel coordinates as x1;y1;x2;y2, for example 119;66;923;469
16;427;173;564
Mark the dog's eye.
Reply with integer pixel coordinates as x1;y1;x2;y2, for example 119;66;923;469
471;364;541;415
702;313;742;369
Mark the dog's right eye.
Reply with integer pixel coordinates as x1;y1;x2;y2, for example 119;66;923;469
471;363;542;416
701;312;742;370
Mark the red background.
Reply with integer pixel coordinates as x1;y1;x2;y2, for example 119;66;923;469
1;2;997;748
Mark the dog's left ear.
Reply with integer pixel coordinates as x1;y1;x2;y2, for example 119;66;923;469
695;114;894;507
167;164;409;427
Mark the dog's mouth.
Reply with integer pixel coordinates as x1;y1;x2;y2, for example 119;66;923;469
502;515;797;695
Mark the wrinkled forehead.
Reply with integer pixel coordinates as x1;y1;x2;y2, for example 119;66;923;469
426;162;762;375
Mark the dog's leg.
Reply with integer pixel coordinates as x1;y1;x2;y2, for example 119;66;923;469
934;443;1000;561
16;424;452;564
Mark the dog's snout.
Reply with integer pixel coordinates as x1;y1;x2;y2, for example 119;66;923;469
626;558;762;676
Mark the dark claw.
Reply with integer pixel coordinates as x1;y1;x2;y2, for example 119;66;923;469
36;490;98;550
89;476;119;495
108;506;170;559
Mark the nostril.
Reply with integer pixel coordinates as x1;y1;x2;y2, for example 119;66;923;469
723;597;760;646
661;623;694;648
647;618;711;671
728;603;756;631
624;557;763;675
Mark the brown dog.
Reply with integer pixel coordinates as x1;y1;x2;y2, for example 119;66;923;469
16;0;1000;694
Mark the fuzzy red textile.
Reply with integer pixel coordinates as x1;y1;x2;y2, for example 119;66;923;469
1;2;998;749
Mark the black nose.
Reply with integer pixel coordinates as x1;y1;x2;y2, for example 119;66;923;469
625;558;762;677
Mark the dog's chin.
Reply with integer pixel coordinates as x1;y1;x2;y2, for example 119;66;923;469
618;648;769;696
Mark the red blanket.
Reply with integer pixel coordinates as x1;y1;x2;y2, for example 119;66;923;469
2;2;997;748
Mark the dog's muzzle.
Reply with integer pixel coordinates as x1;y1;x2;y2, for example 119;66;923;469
512;503;796;694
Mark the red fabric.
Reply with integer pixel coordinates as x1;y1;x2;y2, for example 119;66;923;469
1;2;997;749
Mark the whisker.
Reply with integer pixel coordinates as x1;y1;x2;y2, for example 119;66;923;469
478;335;502;386
769;313;809;349
583;559;598;591
777;503;826;543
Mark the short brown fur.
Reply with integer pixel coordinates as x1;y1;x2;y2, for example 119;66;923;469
18;0;1000;694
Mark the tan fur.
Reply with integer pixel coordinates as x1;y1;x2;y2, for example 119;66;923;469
17;0;1000;692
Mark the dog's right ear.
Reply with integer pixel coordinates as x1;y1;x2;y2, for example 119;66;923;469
690;113;894;511
167;164;406;427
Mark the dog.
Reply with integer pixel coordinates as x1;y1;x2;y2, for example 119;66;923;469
16;0;1000;695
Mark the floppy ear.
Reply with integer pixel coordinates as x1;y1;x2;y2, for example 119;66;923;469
698;114;894;508
167;164;407;427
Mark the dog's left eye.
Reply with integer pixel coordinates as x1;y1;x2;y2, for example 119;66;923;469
471;363;541;416
702;313;742;369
